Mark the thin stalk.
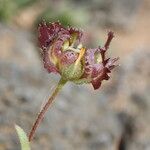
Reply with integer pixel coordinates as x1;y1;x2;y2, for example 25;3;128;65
28;78;67;142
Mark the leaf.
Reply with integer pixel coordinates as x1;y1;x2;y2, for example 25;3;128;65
15;125;31;150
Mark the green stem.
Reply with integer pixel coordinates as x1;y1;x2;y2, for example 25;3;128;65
28;78;67;142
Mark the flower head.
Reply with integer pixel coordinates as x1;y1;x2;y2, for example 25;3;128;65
38;21;118;90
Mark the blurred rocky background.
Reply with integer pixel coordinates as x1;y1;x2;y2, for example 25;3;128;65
0;0;150;150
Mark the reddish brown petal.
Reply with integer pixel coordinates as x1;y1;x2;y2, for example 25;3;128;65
99;31;114;62
92;80;102;90
38;22;50;48
104;31;114;51
91;68;110;90
38;21;69;49
83;31;118;90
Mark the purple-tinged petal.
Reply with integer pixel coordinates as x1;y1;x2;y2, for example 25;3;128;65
84;48;103;78
82;31;118;90
60;51;78;66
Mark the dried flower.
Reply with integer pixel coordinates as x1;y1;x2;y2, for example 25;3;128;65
28;21;118;142
38;21;118;90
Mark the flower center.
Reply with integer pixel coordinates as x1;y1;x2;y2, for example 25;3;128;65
62;32;83;53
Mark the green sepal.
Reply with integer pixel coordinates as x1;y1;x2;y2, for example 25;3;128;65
73;78;91;85
61;62;84;81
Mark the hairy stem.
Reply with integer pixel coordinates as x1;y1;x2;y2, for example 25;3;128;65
28;78;67;142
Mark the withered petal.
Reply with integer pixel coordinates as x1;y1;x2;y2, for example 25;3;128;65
84;48;101;76
92;80;102;90
38;22;50;48
42;48;59;73
38;21;68;49
38;21;72;74
83;31;118;90
60;51;78;66
91;68;110;90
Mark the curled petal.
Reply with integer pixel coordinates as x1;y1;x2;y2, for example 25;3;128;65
60;51;78;66
84;48;103;78
38;22;50;48
90;58;118;90
38;21;64;48
91;68;110;90
82;32;118;90
42;48;59;73
38;21;70;50
38;21;72;74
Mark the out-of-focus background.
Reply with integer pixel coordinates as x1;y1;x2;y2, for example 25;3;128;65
0;0;150;150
